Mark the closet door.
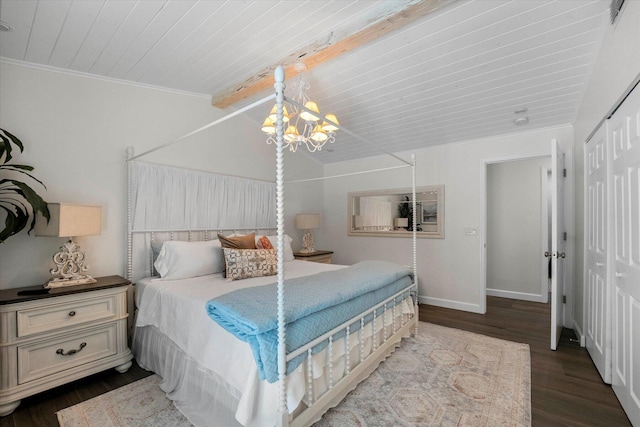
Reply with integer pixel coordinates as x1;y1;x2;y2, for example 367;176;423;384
611;84;640;425
585;124;611;383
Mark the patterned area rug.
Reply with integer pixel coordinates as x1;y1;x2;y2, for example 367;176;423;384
317;322;531;426
57;322;531;427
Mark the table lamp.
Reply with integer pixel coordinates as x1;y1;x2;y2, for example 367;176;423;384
296;213;320;253
394;217;409;229
35;203;102;288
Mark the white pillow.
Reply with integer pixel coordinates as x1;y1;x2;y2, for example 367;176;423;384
154;240;224;280
257;234;295;262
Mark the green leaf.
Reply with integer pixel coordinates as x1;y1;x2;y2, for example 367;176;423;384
0;179;50;242
0;128;24;151
0;133;12;165
0;206;29;243
0;128;23;165
13;181;49;234
0;130;48;243
0;165;46;188
2;164;34;171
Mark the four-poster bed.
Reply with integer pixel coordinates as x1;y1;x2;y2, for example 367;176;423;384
127;66;419;426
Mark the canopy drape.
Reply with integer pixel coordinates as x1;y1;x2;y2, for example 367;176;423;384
130;161;276;231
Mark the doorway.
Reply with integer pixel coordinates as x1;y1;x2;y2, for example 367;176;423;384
481;144;575;349
485;157;551;303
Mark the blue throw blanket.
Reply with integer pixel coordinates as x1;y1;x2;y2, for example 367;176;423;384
205;260;413;383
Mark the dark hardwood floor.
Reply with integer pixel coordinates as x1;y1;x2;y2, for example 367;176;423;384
1;296;631;426
421;296;631;427
0;362;152;427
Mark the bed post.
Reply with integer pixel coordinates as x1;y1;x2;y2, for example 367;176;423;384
126;147;134;281
412;153;418;335
274;65;289;427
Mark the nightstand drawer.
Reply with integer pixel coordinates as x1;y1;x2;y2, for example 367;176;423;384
18;323;117;384
17;295;118;338
307;254;332;263
293;250;333;264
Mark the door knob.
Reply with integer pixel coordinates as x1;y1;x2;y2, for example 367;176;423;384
554;252;566;258
596;262;604;267
544;251;551;258
615;272;624;278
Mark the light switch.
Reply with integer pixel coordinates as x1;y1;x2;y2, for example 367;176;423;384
464;227;477;236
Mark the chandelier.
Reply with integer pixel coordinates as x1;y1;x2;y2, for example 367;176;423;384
261;63;339;153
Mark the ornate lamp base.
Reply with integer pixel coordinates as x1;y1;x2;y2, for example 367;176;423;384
299;231;316;253
44;275;97;289
43;240;96;288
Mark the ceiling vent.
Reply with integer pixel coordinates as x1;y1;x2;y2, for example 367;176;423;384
610;0;626;23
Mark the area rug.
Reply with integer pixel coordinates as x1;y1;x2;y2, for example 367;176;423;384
57;322;531;427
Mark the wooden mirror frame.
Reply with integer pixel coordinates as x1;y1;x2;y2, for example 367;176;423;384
347;185;445;238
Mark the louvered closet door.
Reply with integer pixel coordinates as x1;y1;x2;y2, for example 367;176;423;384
611;84;640;426
585;124;611;383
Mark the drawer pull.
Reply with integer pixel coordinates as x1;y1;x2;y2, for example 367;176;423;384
68;311;76;317
56;342;86;356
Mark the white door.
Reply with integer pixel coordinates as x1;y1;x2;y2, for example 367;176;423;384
611;85;640;425
540;167;550;304
585;124;611;383
550;139;565;350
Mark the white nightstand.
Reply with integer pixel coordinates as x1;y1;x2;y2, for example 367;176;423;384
293;250;334;264
0;276;133;416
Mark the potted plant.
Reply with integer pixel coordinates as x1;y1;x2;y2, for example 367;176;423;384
0;128;49;243
397;196;421;231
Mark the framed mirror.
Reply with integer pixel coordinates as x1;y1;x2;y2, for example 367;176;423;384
347;185;444;238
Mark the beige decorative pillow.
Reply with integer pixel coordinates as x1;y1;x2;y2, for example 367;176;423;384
218;233;256;249
218;233;257;277
223;248;277;281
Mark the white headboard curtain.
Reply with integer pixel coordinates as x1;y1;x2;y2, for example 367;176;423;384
129;161;276;231
359;197;392;230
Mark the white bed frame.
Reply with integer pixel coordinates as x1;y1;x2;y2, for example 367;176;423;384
126;66;419;427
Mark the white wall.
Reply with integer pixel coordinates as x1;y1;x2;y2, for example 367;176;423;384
486;157;550;301
0;61;323;289
323;125;573;313
572;0;640;337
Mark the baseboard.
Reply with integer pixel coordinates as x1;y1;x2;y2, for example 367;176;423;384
573;319;586;347
418;295;483;314
486;288;548;303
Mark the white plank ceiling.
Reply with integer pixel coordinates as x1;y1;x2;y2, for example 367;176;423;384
0;0;611;164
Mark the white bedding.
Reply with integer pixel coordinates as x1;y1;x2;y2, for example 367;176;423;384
135;260;345;425
133;260;413;426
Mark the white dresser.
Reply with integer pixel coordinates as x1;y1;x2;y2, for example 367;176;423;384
0;276;133;416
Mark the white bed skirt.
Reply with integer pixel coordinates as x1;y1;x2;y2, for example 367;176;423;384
133;301;414;427
133;325;244;426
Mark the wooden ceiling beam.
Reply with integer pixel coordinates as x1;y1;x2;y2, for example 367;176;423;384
211;0;457;109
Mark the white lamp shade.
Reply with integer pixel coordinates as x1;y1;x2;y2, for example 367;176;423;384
261;117;276;134
310;124;328;142
394;217;409;227
35;203;102;237
296;213;320;230
321;114;340;132
300;101;320;121
284;125;300;143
